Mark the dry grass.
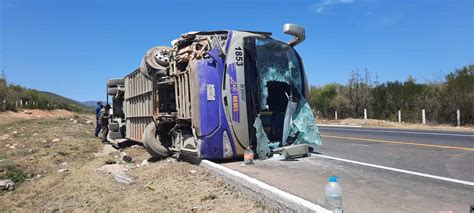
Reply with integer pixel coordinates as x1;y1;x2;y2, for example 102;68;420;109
0;113;271;212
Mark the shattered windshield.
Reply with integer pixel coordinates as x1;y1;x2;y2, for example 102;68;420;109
243;37;321;158
254;37;303;109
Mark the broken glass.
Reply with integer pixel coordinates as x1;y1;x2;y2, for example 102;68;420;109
248;37;322;159
282;100;298;146
255;38;303;109
253;115;271;160
287;98;322;146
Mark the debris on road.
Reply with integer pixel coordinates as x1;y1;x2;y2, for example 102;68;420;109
123;155;133;163
105;159;116;164
114;174;134;185
280;144;309;159
0;179;15;191
189;170;197;174
144;182;155;190
140;159;148;167
58;169;69;173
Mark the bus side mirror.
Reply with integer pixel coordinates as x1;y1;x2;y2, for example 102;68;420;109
283;23;306;47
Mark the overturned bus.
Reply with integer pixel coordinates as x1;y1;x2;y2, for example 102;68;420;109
106;24;322;159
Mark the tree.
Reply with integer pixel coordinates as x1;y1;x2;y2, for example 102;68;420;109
307;64;473;125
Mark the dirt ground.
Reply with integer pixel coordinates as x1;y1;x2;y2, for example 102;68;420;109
0;109;75;126
0;111;270;211
318;118;474;131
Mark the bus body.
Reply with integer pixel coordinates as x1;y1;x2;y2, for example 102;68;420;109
106;24;321;159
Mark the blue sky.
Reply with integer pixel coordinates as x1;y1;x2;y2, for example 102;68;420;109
1;0;473;101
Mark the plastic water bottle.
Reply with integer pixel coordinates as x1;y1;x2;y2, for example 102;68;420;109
325;176;343;213
244;146;254;165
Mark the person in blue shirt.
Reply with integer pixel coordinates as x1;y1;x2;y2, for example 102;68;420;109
95;101;103;137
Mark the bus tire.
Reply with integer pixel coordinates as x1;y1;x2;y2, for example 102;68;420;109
107;88;118;96
108;123;119;131
145;46;171;69
142;122;171;158
107;78;124;87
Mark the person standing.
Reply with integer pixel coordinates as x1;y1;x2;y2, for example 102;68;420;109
99;104;111;143
94;101;103;137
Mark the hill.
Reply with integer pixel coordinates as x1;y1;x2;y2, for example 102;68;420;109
81;101;106;108
0;77;92;113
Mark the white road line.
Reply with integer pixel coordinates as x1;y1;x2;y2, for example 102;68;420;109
317;124;362;128
318;127;474;137
314;154;474;187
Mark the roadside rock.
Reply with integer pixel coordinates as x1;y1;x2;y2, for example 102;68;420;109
0;179;15;191
52;152;65;157
0;134;10;141
96;164;127;176
85;120;93;125
6;143;17;149
52;138;60;143
94;145;118;157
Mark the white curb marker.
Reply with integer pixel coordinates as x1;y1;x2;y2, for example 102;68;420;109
201;160;331;213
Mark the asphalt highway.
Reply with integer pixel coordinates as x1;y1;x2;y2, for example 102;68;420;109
318;126;474;182
223;126;474;212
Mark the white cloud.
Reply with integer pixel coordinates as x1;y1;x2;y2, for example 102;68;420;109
312;0;355;13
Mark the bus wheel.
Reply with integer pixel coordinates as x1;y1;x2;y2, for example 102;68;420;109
142;122;171;159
